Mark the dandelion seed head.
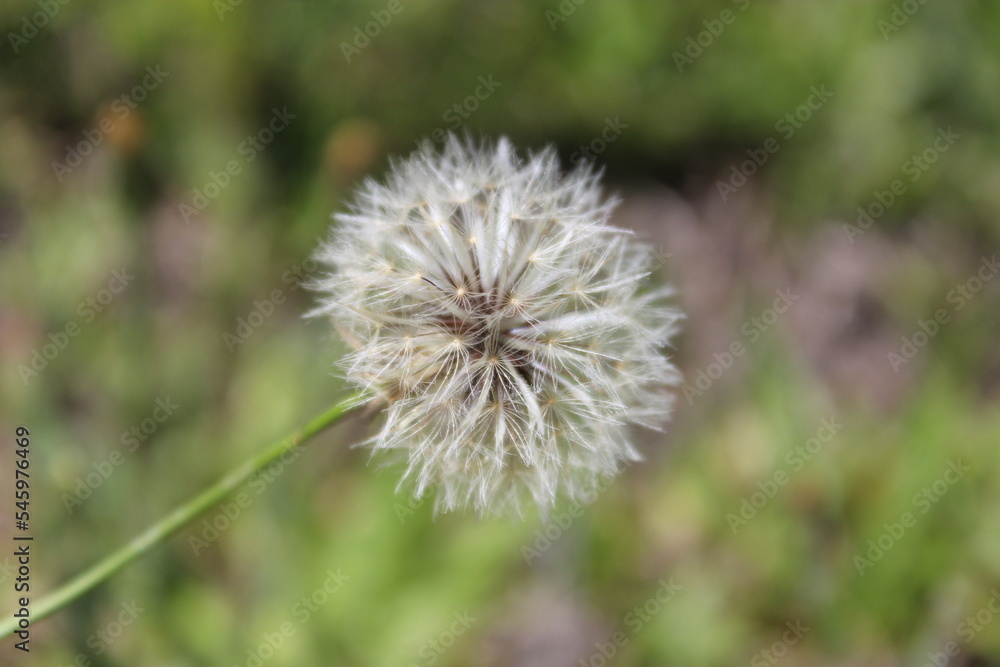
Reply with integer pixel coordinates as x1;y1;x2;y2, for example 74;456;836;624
313;135;681;516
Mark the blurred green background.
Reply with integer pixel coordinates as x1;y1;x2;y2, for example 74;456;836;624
2;1;1000;665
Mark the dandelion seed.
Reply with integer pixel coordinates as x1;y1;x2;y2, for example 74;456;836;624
312;134;682;516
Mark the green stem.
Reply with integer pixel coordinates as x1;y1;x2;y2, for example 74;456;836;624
1;392;365;639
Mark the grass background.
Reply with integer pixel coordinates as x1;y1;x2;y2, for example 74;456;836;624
1;0;1000;665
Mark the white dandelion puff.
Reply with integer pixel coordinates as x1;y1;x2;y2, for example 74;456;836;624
312;134;682;516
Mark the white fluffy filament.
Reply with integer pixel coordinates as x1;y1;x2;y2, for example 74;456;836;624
312;135;681;516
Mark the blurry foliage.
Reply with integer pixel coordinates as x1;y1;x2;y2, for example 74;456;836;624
1;0;999;665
